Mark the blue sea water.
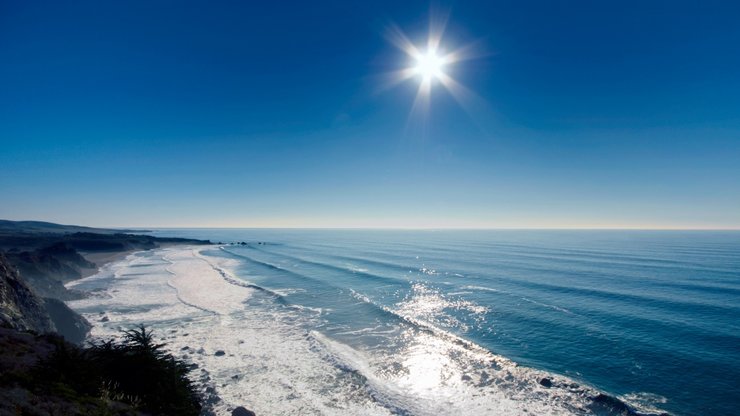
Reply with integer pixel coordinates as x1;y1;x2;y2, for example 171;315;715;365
150;229;740;415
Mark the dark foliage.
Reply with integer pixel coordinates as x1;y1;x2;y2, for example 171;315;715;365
33;325;201;415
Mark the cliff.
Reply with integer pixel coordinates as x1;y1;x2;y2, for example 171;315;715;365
0;219;210;302
0;252;92;344
4;243;93;300
43;297;92;344
0;253;55;334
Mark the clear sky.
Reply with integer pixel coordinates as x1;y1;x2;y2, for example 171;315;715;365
1;1;739;229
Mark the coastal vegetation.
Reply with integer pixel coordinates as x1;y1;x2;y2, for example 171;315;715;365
0;324;201;415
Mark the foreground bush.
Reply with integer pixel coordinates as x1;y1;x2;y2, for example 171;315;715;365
34;325;201;415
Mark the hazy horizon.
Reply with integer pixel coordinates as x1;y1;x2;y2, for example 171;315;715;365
4;217;740;231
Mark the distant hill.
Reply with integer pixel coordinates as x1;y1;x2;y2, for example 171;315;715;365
0;219;148;235
0;220;210;299
0;220;210;342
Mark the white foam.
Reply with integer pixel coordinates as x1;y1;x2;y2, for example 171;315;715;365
620;392;669;414
520;297;574;315
67;247;393;416
311;326;597;416
462;285;500;292
164;248;253;315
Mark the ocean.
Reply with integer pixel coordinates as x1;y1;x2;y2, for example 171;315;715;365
69;229;740;415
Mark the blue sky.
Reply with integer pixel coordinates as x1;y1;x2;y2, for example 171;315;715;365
1;0;739;228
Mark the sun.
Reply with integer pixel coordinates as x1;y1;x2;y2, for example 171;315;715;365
414;50;446;80
382;9;485;123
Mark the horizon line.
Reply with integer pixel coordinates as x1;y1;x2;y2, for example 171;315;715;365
130;226;740;231
3;219;739;231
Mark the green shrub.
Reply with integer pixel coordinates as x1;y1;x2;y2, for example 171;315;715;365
33;325;202;415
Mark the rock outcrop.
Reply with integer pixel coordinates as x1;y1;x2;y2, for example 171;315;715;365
4;243;94;300
0;253;91;343
0;253;55;334
43;297;92;344
232;406;257;416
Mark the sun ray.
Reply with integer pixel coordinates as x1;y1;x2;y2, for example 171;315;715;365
441;38;490;65
406;77;432;134
412;77;432;115
427;7;450;53
385;23;422;59
374;68;421;94
437;72;476;107
437;72;496;131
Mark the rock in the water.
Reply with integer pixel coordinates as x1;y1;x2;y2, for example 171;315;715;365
539;377;553;388
232;406;256;416
214;350;226;356
100;316;109;322
589;393;631;413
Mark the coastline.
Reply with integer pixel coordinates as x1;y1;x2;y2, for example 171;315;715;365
66;245;395;415
78;249;137;279
65;244;671;416
77;241;201;280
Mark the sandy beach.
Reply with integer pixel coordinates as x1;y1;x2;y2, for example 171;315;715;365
78;250;136;279
66;246;394;415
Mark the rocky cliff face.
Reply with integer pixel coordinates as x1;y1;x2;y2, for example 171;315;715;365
4;243;93;300
0;253;91;344
43;297;91;344
0;253;55;333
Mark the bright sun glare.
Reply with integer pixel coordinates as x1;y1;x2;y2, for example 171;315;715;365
414;50;445;80
383;8;484;120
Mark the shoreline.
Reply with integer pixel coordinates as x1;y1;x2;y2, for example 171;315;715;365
78;249;137;279
66;245;398;415
78;241;210;280
57;242;215;345
66;245;262;415
66;244;667;416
